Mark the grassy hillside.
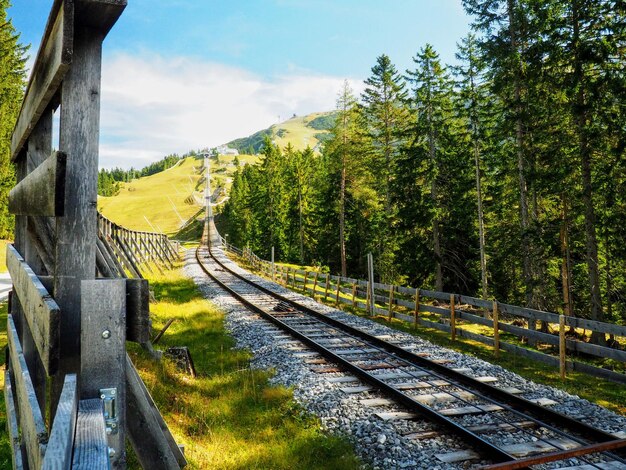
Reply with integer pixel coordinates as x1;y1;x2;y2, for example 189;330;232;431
227;111;336;154
98;112;333;236
98;155;259;237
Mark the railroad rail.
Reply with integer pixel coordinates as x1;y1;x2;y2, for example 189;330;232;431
195;234;626;469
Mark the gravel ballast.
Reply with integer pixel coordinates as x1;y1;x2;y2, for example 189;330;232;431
184;247;626;470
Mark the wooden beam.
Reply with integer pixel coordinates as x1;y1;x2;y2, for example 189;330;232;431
11;0;73;160
53;22;103;414
42;373;77;469
75;0;127;35
9;151;66;216
72;398;109;469
6;244;60;375
126;278;150;343
126;354;187;469
3;371;25;470
7;315;47;470
80;279;126;466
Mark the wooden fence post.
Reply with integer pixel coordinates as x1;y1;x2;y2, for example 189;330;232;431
414;289;420;330
271;246;275;281
493;300;500;358
351;282;357;308
313;271;319;297
450;294;456;341
324;273;330;301
559;314;566;380
387;285;394;321
80;279;127;467
303;272;308;293
335;277;341;307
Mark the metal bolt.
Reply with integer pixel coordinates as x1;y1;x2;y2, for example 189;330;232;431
101;330;111;339
100;394;106;400
108;447;116;457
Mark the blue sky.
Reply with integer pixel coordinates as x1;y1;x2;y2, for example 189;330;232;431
10;1;472;168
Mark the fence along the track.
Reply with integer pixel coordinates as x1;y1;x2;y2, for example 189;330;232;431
224;239;626;385
5;2;185;468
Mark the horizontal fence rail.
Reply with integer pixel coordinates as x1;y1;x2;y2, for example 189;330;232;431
223;239;626;385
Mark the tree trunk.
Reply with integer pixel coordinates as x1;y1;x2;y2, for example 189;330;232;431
572;0;605;345
429;110;443;292
473;136;488;301
507;0;533;309
339;151;347;277
560;195;573;318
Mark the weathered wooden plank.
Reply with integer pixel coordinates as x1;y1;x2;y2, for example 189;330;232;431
565;316;626;338
26;216;56;274
11;0;73;160
72;398;108;469
80;279;126;467
7;314;48;469
126;278;150;343
4;371;25;470
53;22;103;414
126;354;187;469
7;244;60;375
9;151;66;216
98;235;127;279
42;373;77;469
74;0;127;34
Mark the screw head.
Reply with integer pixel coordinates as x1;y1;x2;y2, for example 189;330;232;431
101;330;111;339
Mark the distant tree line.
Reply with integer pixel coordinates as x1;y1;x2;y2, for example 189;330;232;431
223;0;626;335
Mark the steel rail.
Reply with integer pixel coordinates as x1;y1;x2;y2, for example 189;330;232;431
199;244;626;467
209;246;622;449
195;246;517;465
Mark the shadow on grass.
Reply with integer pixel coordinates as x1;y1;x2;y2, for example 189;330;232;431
131;272;363;470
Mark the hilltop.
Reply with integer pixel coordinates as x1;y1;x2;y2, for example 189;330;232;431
97;111;335;236
227;111;336;154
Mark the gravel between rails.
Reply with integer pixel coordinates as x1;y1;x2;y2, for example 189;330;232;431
184;247;626;470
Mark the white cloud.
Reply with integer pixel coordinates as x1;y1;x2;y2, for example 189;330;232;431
99;52;362;169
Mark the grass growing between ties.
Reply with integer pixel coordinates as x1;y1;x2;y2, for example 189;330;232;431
128;264;362;469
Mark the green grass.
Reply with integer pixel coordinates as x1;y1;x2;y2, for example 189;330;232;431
98;157;204;235
269;113;331;151
0;267;362;469
236;256;626;416
127;264;362;469
0;240;9;273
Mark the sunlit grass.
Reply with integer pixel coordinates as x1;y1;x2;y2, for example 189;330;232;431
0;240;9;273
128;263;362;469
235;254;626;417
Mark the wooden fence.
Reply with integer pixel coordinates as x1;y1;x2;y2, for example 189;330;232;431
227;242;626;385
98;213;179;278
5;2;186;468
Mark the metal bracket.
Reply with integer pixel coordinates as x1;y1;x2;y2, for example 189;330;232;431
100;388;118;435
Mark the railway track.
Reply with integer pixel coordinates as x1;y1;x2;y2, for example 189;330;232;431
195;241;626;469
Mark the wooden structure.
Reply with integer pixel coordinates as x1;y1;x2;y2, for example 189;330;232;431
98;213;179;278
5;1;186;468
226;239;626;385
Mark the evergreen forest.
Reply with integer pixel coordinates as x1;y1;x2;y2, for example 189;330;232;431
222;0;626;334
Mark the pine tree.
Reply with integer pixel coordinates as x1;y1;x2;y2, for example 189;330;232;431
360;54;410;283
0;0;28;239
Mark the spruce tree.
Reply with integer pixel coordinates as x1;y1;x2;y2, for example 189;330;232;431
0;0;28;239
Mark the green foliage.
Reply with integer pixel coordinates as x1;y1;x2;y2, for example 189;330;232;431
227;128;273;154
306;112;338;131
0;1;28;239
223;5;626;332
